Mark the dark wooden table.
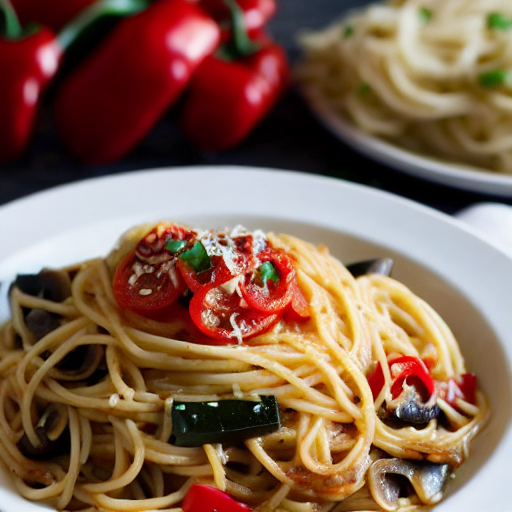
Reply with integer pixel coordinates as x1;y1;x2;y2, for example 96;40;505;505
1;0;512;214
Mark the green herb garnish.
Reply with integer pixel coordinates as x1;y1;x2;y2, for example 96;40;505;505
418;7;433;24
179;241;211;272
343;25;354;38
478;69;509;88
357;82;371;98
259;261;279;285
487;12;512;31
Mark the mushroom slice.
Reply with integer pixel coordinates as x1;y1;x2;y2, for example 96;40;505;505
24;308;61;341
52;344;105;381
346;258;394;278
368;458;451;511
11;268;72;302
386;384;440;426
17;403;70;460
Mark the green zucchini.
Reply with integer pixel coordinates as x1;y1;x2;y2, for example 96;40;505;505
171;395;280;447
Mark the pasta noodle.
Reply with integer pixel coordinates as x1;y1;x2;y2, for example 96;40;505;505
296;0;512;173
0;222;488;512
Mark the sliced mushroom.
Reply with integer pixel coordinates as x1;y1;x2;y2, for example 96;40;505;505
368;458;451;511
346;258;394;278
11;268;72;302
24;308;61;341
384;385;440;426
51;344;105;381
17;403;70;460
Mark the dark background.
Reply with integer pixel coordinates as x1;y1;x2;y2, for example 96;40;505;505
2;0;512;213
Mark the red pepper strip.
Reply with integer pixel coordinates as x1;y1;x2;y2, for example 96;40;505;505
0;1;61;164
53;0;221;164
240;249;295;314
437;372;477;408
182;484;251;512
366;356;436;402
367;362;385;400
389;355;436;401
181;37;289;151
198;0;276;40
11;0;98;30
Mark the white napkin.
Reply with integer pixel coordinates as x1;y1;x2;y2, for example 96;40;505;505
454;202;512;258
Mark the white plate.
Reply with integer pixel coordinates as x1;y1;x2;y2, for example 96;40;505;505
0;166;511;512
302;85;512;197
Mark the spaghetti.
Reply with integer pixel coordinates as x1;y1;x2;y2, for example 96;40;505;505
296;0;512;174
0;222;488;512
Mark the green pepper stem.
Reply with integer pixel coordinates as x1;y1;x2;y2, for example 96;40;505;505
0;0;23;39
58;0;148;51
223;0;260;58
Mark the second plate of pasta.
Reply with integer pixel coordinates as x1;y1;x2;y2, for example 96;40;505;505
296;0;512;196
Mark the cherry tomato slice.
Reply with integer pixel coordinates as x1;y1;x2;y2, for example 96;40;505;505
112;251;186;320
176;255;233;293
189;281;279;343
285;279;310;320
240;249;295;314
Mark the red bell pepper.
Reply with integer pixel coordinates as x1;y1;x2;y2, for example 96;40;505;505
53;0;221;164
10;0;99;30
437;372;477;409
367;355;436;402
182;484;251;512
181;0;288;151
181;37;288;150
0;0;61;164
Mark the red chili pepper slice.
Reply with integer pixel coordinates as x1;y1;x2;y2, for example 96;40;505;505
181;37;289;151
389;355;436;401
437;372;477;408
54;0;221;164
189;280;279;343
240;249;295;314
112;251;187;320
0;2;61;164
182;484;251;512
367;362;385;400
366;355;436;402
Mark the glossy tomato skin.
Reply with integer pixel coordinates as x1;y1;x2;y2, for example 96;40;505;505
240;249;295;314
112;251;187;320
189;282;279;343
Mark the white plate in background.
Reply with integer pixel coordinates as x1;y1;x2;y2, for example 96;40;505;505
302;85;512;197
0;166;511;511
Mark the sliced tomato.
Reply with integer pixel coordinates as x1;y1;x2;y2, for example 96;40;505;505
285;279;310;320
136;222;194;259
240;249;295;314
189;281;279;343
176;255;233;292
112;251;186;319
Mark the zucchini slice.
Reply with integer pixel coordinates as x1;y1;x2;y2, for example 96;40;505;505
171;395;280;447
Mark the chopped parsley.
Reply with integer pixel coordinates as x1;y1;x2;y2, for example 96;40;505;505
343;25;354;38
478;69;509;88
418;7;433;24
487;12;512;31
